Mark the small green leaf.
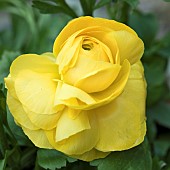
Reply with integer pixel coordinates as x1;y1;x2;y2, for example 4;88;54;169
154;135;170;157
158;32;170;58
7;108;32;146
123;0;139;8
37;149;77;170
146;111;157;143
32;1;64;14
32;0;77;18
80;0;96;16
0;51;20;84
128;11;158;47
149;102;170;128
90;139;152;170
94;0;111;10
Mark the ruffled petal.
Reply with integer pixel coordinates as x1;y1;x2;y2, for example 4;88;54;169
71;149;110;161
15;70;57;114
10;54;59;79
22;127;52;149
53;16;137;57
56;36;82;74
55;108;90;142
7;93;39;130
111;31;144;64
23;106;62;130
45;113;99;155
54;82;96;107
5;76;17;99
55;60;130;110
64;54;121;93
95;62;146;151
75;64;121;93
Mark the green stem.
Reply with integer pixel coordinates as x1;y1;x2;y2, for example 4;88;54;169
80;0;95;16
58;0;78;18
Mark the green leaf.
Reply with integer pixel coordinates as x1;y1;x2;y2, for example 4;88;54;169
149;102;170;128
90;139;152;170
123;0;139;8
154;135;170;158
37;149;77;170
144;56;167;105
80;0;96;16
94;0;112;10
32;0;77;18
32;1;65;13
128;11;158;47
0;51;20;84
163;0;170;2
158;32;170;58
146;111;157;143
152;157;166;170
7;107;32;146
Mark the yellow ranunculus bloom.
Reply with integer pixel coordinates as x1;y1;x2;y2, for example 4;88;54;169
5;17;146;161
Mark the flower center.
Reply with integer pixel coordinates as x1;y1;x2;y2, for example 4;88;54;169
82;43;93;51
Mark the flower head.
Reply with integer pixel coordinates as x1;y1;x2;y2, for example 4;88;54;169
5;17;146;161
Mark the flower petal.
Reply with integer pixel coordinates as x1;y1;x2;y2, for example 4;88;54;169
45;113;99;155
111;30;144;64
54;82;96;106
55;60;130;110
22;127;52;149
75;63;121;93
90;59;130;106
7;93;39;130
10;54;59;79
23;106;62;130
53;16;137;57
64;54;121;93
15;70;57;114
71;149;110;161
5;76;17;99
56;36;82;74
95;63;146;151
55;108;90;142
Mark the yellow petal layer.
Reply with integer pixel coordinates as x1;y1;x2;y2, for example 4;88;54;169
22;127;52;149
111;31;144;64
10;54;59;79
45;113;99;155
71;149;110;161
64;54;121;93
55;108;90;142
7;93;39;130
54;82;96;106
95;62;146;151
5;77;17;99
15;70;57;114
55;60;130;110
53;16;137;56
23;106;61;130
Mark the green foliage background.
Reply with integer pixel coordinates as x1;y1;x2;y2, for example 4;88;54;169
0;0;170;169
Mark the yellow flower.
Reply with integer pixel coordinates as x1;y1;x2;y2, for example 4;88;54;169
5;17;146;161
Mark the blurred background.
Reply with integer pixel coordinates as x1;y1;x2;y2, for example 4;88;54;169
0;0;170;169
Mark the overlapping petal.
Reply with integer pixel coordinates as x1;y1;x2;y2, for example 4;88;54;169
94;62;146;151
53;16;137;57
22;127;52;149
71;149;110;161
45;113;99;155
7;93;39;130
15;69;57;114
55;60;130;110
